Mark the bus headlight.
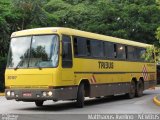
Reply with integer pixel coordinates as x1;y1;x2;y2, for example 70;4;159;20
7;91;11;96
48;91;52;96
11;91;15;96
42;92;47;97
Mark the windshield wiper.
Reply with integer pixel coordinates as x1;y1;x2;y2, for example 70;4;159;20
38;64;42;70
14;61;22;70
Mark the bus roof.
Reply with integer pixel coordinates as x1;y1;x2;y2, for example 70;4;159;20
11;27;152;48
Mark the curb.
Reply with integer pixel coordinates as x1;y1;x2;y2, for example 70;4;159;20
153;96;160;106
0;93;4;96
155;87;160;90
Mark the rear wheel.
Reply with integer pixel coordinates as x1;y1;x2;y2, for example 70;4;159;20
76;83;85;108
35;101;44;107
136;80;144;97
127;81;136;99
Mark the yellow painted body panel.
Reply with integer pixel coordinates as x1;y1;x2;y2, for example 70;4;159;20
5;68;61;88
73;59;156;85
6;27;156;89
11;27;152;48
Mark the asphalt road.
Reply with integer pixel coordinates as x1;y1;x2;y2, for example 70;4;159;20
0;89;160;120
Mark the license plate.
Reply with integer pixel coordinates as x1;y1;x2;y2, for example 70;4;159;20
23;92;32;97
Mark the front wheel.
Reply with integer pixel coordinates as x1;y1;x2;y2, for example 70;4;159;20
76;83;85;108
127;81;136;99
35;101;44;107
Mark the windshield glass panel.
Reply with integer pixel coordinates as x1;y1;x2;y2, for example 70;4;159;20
29;35;59;68
7;35;59;69
7;36;31;68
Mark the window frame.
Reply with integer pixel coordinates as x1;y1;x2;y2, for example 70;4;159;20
62;35;73;68
116;44;127;60
127;46;137;61
71;35;153;63
7;34;60;69
73;36;88;57
90;39;104;58
103;41;115;59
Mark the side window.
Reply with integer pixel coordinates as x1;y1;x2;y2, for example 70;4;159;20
136;48;146;61
62;35;72;68
157;65;160;72
116;44;126;59
86;39;91;56
127;46;136;60
104;42;115;58
90;40;104;58
74;37;88;57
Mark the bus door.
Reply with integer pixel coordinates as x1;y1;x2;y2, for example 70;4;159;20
61;35;74;84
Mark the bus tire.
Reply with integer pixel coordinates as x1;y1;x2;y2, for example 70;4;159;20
35;101;43;107
127;80;136;99
136;80;144;97
76;83;85;108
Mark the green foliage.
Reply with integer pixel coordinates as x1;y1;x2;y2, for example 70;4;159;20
0;0;11;57
155;27;160;62
0;0;160;62
142;46;155;62
155;47;160;62
11;0;48;29
44;0;160;45
0;0;160;90
0;56;7;92
156;27;160;41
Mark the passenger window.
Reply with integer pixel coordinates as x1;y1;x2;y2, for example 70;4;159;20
90;40;104;58
117;44;126;59
104;42;115;58
86;39;91;56
62;35;72;68
74;37;88;57
136;48;146;61
127;46;136;60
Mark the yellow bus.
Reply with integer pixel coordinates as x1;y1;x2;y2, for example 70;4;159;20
5;27;156;108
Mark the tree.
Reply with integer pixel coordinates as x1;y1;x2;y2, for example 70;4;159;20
45;0;160;45
0;0;11;57
11;0;48;29
0;0;160;58
156;27;160;41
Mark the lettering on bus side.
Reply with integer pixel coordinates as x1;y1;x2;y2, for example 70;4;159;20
98;61;114;69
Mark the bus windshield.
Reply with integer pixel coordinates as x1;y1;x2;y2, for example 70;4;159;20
7;35;59;69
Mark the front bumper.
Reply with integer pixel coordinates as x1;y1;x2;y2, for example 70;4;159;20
5;87;77;101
